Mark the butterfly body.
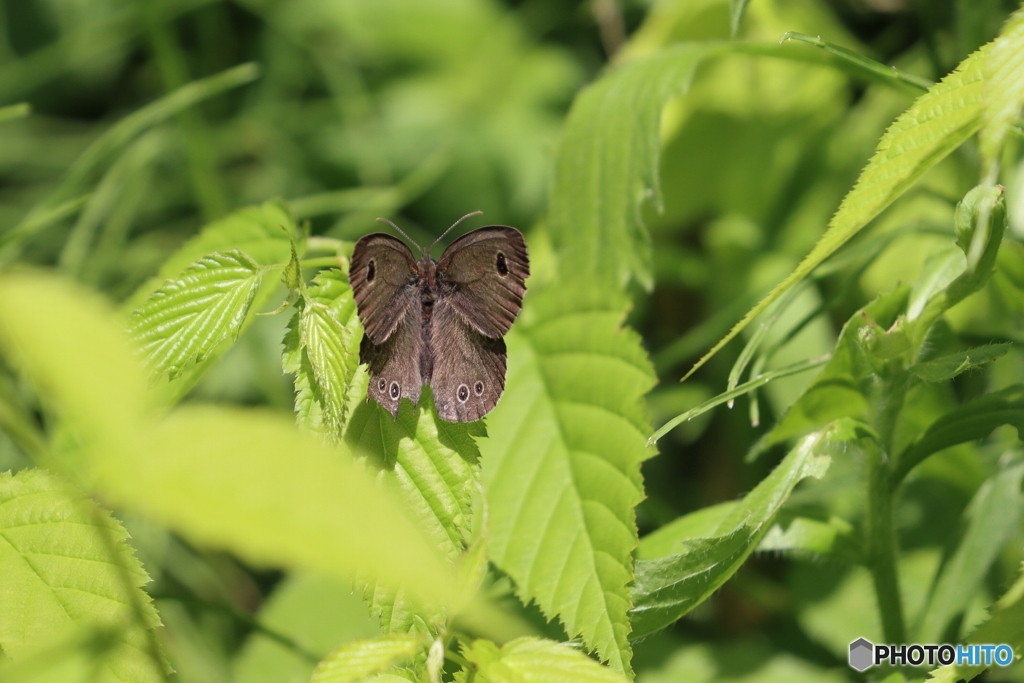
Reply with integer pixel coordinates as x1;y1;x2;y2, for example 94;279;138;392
350;225;529;422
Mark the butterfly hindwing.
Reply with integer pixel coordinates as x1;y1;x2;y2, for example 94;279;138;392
429;300;507;422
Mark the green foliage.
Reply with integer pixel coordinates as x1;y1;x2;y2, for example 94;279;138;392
3;1;1024;681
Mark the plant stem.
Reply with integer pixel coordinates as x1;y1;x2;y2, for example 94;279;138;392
865;437;905;643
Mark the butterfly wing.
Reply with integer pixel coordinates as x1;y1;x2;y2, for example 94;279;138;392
429;300;507;422
351;233;423;417
350;233;418;343
436;226;529;338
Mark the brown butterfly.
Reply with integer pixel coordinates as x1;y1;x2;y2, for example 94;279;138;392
349;212;529;422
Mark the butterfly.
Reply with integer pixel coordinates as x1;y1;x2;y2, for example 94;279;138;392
349;212;529;422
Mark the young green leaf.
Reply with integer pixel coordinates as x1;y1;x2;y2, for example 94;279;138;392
130;250;265;379
916;461;1024;642
908;342;1011;382
683;41;988;381
549;43;724;291
0;469;166;681
480;286;655;675
310;635;424;683
629;426;833;638
894;384;1024;486
462;637;630;683
345;390;483;634
298;270;362;438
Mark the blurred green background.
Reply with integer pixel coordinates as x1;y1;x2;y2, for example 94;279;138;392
2;0;1024;681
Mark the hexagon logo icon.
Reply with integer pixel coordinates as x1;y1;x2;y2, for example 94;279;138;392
849;638;874;671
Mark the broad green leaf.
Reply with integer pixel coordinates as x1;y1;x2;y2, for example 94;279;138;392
0;64;260;265
760;287;908;450
126;200;295;311
894;384;1024;485
683;43;987;381
463;637;630;683
629;427;832;638
549;43;724;291
0;469;165;682
345;390;483;635
979;7;1024;166
926;569;1024;683
130;250;265;379
756;515;862;564
310;635;424;683
298;270;362;438
233;573;379;683
481;286;656;674
917;461;1024;642
909;343;1011;382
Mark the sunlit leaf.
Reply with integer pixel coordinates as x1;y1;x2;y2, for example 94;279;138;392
463;637;630;683
550;43;724;291
979;7;1024;166
629;426;833;638
908;343;1011;382
310;635;424;683
481;286;656;674
130;250;265;379
756;515;862;564
0;469;165;682
345;391;483;635
683;42;987;381
917;461;1024;642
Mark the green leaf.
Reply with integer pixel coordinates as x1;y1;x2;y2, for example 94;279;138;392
629;427;833;639
778;33;932;93
463;637;630;683
126;200;296;311
549;43;724;291
894;384;1024;486
298;270;363;439
0;469;165;681
730;0;751;37
481;286;656;674
979;7;1024;166
310;635;424;683
635;502;737;560
925;569;1024;682
130;250;266;379
683;42;987;381
909;343;1011;382
345;390;483;635
756;515;863;564
760;287;908;450
917;461;1024;643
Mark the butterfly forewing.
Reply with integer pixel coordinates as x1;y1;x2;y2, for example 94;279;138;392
350;233;418;343
437;226;529;339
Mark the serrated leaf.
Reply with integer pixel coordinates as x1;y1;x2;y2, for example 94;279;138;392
299;270;362;438
345;390;483;635
894;384;1024;485
684;42;987;381
979;7;1024;165
311;635;424;683
130;250;265;379
909;343;1011;382
463;637;630;683
629;427;833;638
126;200;296;311
550;43;724;291
480;286;656;675
0;469;165;682
917;461;1024;642
925;569;1024;682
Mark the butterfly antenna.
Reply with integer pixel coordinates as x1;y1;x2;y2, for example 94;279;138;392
427;211;483;255
376;217;424;254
